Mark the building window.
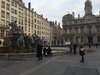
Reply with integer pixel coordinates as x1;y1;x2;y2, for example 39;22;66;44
6;12;10;19
6;21;10;26
1;30;5;38
11;16;14;22
11;0;14;6
35;24;36;28
25;27;27;31
15;17;17;21
15;2;17;7
19;19;21;24
15;10;17;15
6;31;9;36
28;34;30;36
1;20;5;25
22;27;23;31
28;18;30;25
80;26;84;33
96;25;100;32
1;1;5;9
25;17;27;21
28;28;30;32
6;3;10;11
25;17;27;24
35;19;36;23
19;26;21;30
1;10;5;18
7;0;10;2
22;20;23;25
11;8;15;14
87;26;92;34
35;30;36;33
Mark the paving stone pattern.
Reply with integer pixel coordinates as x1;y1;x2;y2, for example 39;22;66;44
63;67;99;75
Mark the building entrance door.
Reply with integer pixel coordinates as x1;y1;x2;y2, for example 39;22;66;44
88;36;93;43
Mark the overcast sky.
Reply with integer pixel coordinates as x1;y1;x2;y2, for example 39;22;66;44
23;0;100;25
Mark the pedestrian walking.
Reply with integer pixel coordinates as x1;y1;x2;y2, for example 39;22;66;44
69;43;73;54
43;47;47;56
88;43;91;48
36;41;43;60
95;43;98;48
47;46;52;56
79;45;85;62
73;43;77;54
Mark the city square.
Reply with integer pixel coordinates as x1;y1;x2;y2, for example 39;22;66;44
0;0;100;75
0;46;100;75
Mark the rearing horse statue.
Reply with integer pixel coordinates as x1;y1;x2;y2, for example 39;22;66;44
9;21;25;51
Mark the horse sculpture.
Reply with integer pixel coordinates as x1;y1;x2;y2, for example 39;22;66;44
9;21;25;52
9;22;25;47
4;21;42;53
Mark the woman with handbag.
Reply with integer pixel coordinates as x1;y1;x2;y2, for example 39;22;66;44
79;45;85;62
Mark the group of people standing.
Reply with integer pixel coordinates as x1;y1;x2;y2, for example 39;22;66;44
69;43;85;62
69;43;78;54
36;41;52;60
43;46;52;56
36;41;85;62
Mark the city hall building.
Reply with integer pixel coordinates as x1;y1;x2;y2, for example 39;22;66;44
62;0;100;45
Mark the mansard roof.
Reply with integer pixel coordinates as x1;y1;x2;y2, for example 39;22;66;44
62;14;74;21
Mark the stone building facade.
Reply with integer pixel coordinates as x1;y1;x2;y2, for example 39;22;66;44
62;0;100;45
0;0;55;45
50;21;64;46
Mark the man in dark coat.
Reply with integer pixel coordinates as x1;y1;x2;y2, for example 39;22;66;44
73;43;77;54
36;42;43;60
69;43;73;54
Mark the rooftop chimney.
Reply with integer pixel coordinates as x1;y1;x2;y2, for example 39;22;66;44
72;12;75;17
46;18;48;20
78;14;80;18
28;2;31;10
32;8;34;11
55;21;57;25
41;14;43;17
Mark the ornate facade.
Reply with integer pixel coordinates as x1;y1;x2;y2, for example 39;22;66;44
62;0;100;44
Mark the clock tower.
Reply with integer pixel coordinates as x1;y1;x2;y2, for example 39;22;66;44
84;0;92;15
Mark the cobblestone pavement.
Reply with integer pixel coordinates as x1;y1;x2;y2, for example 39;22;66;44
0;46;100;75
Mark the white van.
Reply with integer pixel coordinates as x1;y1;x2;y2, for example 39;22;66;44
64;42;71;46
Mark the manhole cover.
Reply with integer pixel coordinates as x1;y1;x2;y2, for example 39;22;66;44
63;67;99;75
